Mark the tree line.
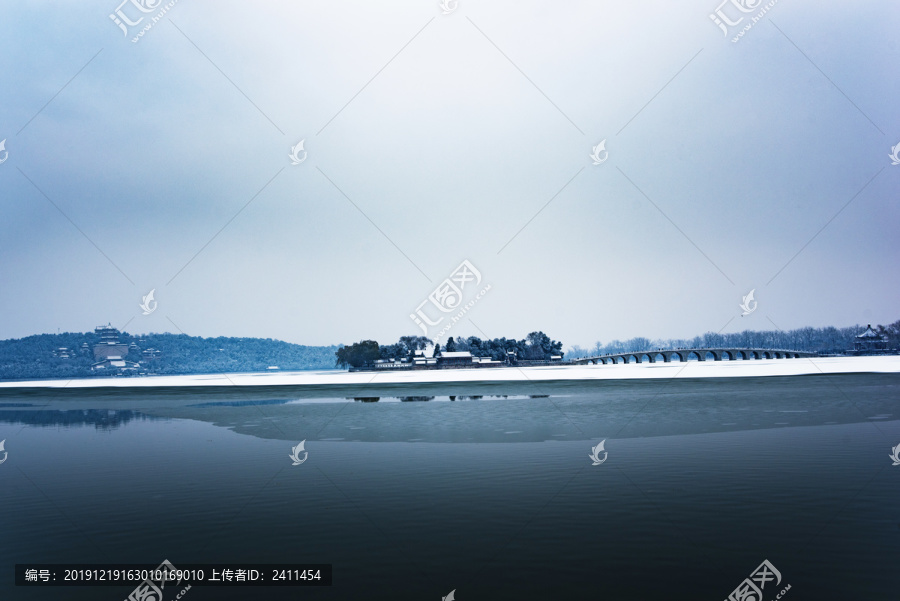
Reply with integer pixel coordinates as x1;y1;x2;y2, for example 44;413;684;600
565;320;900;358
335;332;565;368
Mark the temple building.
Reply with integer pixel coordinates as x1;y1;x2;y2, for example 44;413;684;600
141;348;161;361
436;351;502;368
91;324;139;372
368;350;502;370
93;324;130;360
412;350;437;368
853;324;888;354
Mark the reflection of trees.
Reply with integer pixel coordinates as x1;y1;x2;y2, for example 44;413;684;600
189;399;288;408
399;396;434;402
0;409;163;430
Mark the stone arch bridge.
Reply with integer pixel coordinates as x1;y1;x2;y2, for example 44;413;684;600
573;348;817;365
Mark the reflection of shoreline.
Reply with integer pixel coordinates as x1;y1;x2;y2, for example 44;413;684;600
0;376;893;443
136;374;899;444
0;409;164;430
349;395;551;403
1;356;898;391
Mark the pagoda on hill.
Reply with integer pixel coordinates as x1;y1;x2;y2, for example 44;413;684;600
91;324;139;372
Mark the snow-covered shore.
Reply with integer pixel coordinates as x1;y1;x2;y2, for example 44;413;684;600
0;356;898;389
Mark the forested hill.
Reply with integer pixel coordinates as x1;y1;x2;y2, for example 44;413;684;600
0;331;338;381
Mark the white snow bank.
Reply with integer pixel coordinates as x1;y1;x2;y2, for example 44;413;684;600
1;356;898;389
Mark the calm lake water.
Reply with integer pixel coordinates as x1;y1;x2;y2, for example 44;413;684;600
1;374;898;600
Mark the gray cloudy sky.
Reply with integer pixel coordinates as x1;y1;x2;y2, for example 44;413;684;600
0;0;898;349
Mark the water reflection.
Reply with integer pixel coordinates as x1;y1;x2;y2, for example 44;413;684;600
0;375;895;443
0;409;163;430
345;394;526;404
189;399;290;408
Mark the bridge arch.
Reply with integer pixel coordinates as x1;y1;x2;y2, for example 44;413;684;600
577;348;811;366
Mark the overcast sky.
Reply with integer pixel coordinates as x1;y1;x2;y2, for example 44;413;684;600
0;0;898;348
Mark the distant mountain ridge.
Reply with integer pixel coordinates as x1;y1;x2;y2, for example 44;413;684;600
0;330;339;381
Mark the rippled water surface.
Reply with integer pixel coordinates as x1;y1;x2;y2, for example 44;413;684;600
1;374;898;600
